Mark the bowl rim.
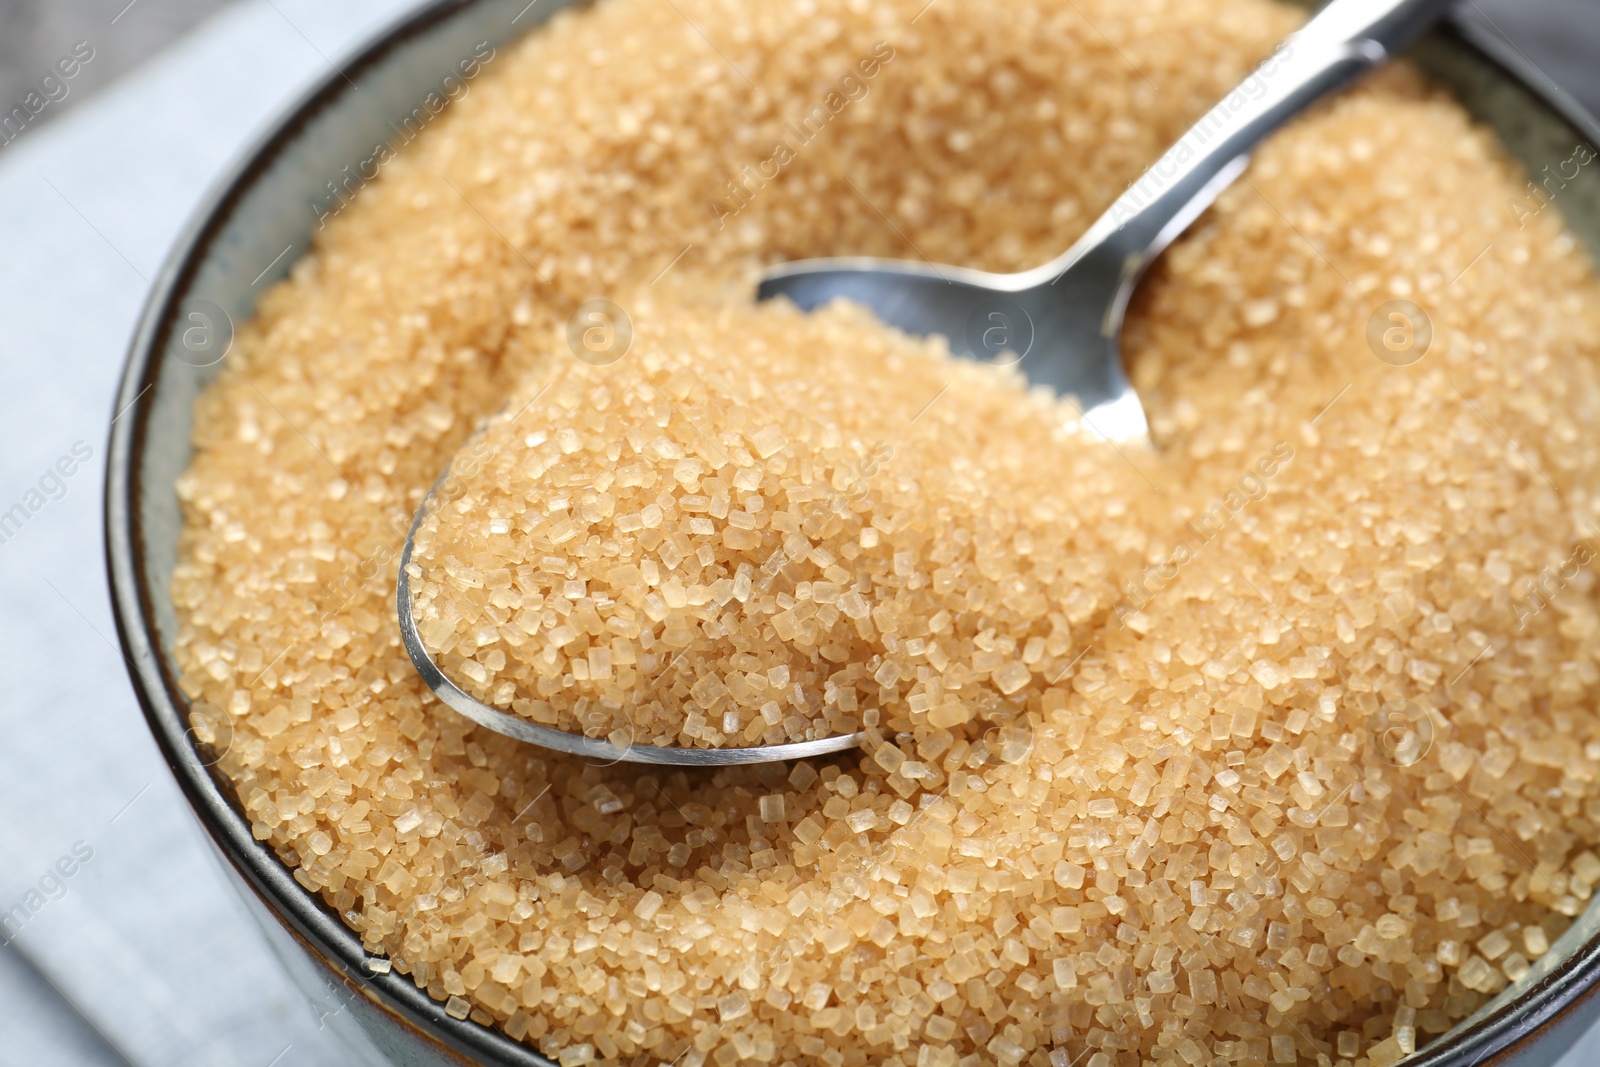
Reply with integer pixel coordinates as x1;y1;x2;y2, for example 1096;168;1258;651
102;3;1600;1065
102;1;561;1062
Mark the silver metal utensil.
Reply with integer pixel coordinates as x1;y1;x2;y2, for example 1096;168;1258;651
758;0;1452;442
400;0;1452;764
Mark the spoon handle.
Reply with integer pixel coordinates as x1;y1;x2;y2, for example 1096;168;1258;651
1043;0;1455;286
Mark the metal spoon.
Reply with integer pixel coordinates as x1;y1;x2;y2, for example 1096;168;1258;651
399;0;1450;765
759;0;1451;442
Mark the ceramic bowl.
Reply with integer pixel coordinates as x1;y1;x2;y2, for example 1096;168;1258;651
104;2;1600;1063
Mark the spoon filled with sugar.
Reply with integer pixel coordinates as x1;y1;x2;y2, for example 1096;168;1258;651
400;0;1451;765
395;300;903;767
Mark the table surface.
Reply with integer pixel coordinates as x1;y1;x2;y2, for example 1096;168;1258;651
3;2;1600;1065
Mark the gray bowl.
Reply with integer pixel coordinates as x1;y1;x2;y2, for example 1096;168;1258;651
103;2;1600;1064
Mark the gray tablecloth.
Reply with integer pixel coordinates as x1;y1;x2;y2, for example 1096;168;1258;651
2;1;1600;1066
0;6;415;1065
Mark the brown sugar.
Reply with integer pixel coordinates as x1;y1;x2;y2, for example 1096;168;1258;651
170;0;1600;1063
